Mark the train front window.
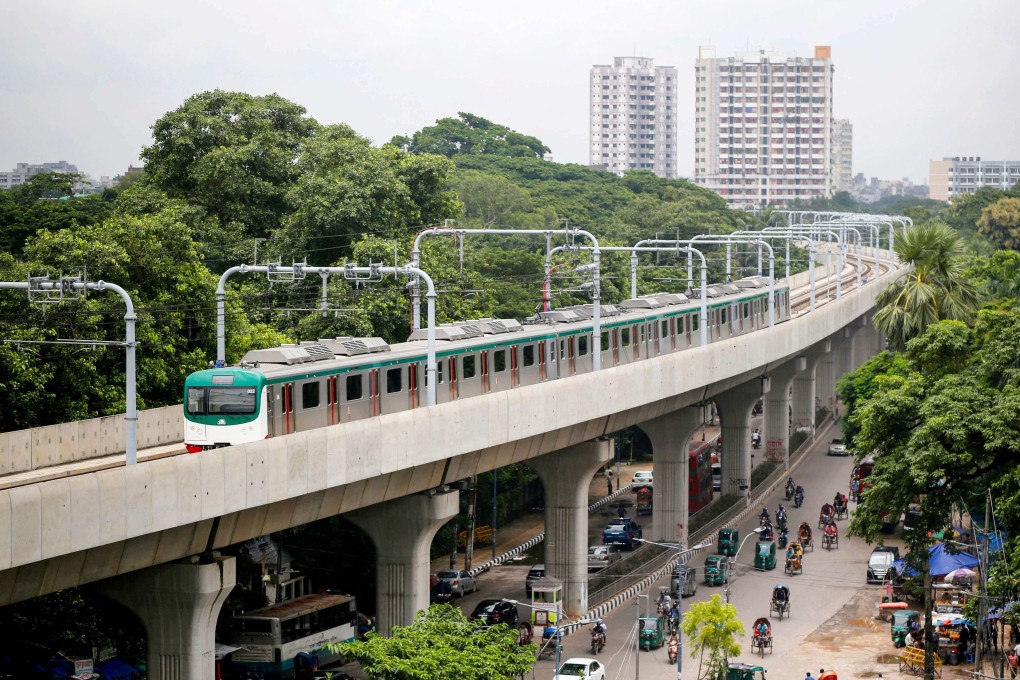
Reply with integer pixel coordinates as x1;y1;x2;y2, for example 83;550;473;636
186;387;207;415
207;387;257;415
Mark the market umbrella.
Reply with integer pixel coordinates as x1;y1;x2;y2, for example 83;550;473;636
944;568;977;583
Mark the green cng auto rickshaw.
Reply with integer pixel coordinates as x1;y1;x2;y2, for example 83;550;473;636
704;555;729;586
718;528;739;556
754;541;777;571
639;615;666;650
891;609;920;647
727;662;768;680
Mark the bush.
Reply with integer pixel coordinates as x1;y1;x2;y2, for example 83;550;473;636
790;431;808;452
751;460;779;489
689;494;741;535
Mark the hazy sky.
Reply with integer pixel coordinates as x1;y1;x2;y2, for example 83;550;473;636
2;0;1017;185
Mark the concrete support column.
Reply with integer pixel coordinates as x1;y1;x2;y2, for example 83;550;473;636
853;318;874;369
96;555;236;680
792;340;830;435
348;490;459;634
816;340;839;415
640;407;704;544
834;330;855;388
764;358;805;468
714;379;769;497
527;440;611;617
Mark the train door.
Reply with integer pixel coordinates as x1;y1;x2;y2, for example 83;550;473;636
340;372;372;421
567;336;575;375
296;379;327;431
326;376;338;425
611;329;619;365
708;309;717;342
448;357;458;401
369;369;381;416
634;325;641;361
380;367;406;414
510;346;519;387
272;383;294;435
538;342;547;381
481;351;490;393
409;364;419;407
492;348;509;391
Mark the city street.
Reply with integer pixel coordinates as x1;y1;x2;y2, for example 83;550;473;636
453;426;905;680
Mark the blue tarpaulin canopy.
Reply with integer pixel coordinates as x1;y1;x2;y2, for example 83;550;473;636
891;543;981;578
96;657;142;680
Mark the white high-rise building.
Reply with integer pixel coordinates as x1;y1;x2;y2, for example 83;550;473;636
590;57;678;179
929;157;1020;201
694;46;835;206
831;119;853;195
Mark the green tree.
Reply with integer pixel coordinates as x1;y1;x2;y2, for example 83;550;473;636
455;170;533;226
681;594;744;680
404;113;550;159
872;220;978;350
141;89;318;237
976;196;1020;250
333;604;535;680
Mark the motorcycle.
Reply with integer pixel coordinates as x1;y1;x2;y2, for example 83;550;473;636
590;628;606;655
794;486;804;509
667;638;679;664
778;527;788;549
752;430;761;449
785;479;795;500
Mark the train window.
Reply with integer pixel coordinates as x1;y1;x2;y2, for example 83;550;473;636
600;330;609;349
661;320;668;337
208;387;257;415
437;361;444;384
386;368;402;394
691;315;699;331
494;349;507;372
578;335;589;356
560;340;566;361
346;375;363;401
621;328;631;346
523;345;535;367
302;382;320;409
639;325;645;343
463;355;476;379
186;387;207;415
720;308;727;324
743;303;750;319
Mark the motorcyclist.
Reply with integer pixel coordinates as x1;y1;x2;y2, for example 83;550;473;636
669;602;680;632
785;477;795;499
592;619;607;648
667;631;679;662
777;504;787;523
778;526;788;548
794;485;805;507
657;591;672;614
759;508;770;525
751;428;761;449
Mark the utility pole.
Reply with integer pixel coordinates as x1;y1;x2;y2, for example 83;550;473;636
465;475;477;571
977;491;990;673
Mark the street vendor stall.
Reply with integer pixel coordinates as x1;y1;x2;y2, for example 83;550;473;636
933;612;973;665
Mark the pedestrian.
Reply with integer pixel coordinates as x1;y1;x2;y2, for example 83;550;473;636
1008;650;1018;679
605;468;613;495
805;672;815;680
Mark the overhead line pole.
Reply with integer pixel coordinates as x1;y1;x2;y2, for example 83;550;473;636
0;278;138;465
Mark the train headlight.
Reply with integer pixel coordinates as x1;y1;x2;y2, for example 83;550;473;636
217;418;226;425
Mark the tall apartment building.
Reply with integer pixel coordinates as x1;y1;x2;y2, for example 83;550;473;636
831;119;853;194
694;46;835;206
929;157;1020;201
590;57;678;179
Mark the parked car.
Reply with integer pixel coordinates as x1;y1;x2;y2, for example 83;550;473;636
525;564;545;596
671;565;698;598
602;517;644;549
469;599;519;626
436;569;477;597
554;658;606;680
827;438;848;456
867;546;900;584
588;545;623;571
632;470;653;488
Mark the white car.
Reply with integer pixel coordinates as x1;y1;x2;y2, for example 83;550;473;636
588;545;622;571
436;569;477;597
555;658;606;680
827;438;848;456
631;470;653;488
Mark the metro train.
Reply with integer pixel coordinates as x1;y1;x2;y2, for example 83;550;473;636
183;276;790;451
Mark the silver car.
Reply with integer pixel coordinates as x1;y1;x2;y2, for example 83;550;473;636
827;438;848;456
436;569;477;597
588;545;622;571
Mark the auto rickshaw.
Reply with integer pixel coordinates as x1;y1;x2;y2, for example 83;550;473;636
727;662;768;680
891;609;920;647
754;540;777;571
639;615;666;650
718;528;739;556
704;555;729;586
636;487;653;515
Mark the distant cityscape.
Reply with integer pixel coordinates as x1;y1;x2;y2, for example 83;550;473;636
6;46;1020;206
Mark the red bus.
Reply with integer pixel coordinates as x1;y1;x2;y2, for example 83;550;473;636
689;441;713;512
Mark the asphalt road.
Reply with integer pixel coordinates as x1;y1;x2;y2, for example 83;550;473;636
453;426;903;680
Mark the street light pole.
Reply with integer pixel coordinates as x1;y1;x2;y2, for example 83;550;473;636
725;527;764;604
636;594;648;680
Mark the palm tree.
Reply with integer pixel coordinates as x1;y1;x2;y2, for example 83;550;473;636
873;220;978;350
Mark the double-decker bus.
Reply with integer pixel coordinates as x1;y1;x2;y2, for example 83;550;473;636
228;592;358;679
688;441;713;512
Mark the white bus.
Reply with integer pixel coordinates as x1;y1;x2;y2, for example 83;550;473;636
228;592;358;679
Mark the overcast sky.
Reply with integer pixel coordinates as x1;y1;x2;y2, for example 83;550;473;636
1;0;1017;186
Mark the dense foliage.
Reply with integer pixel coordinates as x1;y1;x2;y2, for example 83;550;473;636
333;604;535;680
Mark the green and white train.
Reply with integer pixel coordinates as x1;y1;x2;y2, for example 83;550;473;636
184;276;788;452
